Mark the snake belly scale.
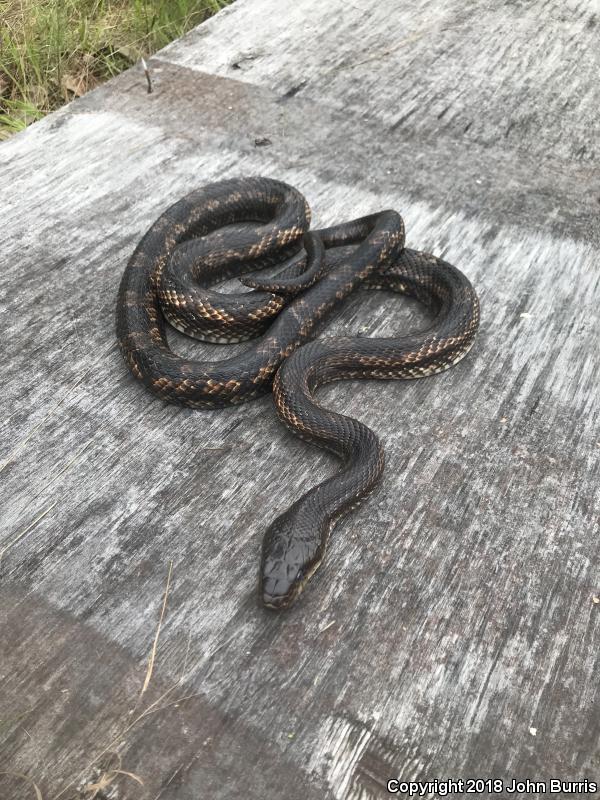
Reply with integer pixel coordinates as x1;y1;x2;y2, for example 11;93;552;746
116;176;480;610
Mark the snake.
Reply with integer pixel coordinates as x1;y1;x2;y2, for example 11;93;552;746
116;176;480;610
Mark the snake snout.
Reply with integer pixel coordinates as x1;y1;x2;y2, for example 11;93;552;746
261;577;297;610
260;551;305;610
259;507;324;610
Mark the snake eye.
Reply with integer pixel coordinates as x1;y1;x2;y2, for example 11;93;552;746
291;567;305;590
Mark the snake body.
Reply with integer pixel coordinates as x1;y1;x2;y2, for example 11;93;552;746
116;176;480;609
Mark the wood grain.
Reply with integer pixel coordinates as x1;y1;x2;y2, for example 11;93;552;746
1;1;599;797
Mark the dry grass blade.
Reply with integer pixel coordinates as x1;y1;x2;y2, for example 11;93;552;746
52;680;186;800
140;560;173;698
52;633;234;800
51;566;238;799
82;768;144;798
0;771;43;799
0;502;57;566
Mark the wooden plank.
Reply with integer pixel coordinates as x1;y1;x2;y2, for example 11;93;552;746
162;0;600;165
1;0;599;797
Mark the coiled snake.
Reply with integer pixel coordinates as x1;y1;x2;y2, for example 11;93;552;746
116;177;480;609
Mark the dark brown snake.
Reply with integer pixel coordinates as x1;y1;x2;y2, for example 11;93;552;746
116;176;480;609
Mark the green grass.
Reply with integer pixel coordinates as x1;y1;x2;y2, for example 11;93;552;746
0;0;231;139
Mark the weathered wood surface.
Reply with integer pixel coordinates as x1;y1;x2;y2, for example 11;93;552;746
1;0;599;797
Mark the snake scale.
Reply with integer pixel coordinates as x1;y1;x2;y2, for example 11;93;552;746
116;176;480;609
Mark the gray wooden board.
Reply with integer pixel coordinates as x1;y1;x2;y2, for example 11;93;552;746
1;0;599;797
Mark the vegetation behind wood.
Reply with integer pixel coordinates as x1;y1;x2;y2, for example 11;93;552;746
0;0;231;139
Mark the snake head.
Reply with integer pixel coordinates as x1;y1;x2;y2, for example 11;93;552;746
259;504;328;610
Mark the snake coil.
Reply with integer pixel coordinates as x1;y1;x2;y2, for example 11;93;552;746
116;176;479;609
